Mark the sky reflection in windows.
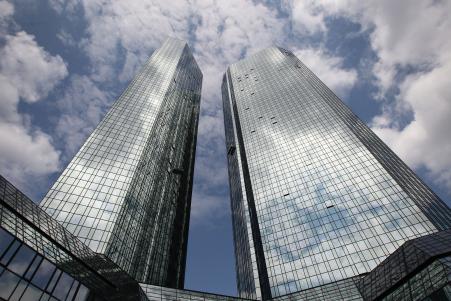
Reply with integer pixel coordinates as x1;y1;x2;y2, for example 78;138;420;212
223;47;442;298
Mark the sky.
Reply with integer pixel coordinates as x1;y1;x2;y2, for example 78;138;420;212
1;0;451;296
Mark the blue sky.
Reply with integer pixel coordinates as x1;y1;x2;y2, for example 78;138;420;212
1;0;451;296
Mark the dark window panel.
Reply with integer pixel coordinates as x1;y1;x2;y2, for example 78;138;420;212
7;244;36;276
31;259;56;290
0;269;21;299
0;228;14;256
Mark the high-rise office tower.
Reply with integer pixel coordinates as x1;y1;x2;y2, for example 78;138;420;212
222;47;451;300
40;38;202;288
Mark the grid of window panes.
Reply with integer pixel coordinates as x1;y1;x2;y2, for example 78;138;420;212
0;175;146;300
40;38;189;252
280;48;451;231
381;257;451;301
358;229;451;300
223;47;448;297
105;43;202;287
40;38;202;286
139;283;253;301
222;74;259;300
0;227;91;301
272;275;364;301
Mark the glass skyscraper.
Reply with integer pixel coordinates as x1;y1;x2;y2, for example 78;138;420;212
40;38;202;288
2;37;451;301
222;47;451;299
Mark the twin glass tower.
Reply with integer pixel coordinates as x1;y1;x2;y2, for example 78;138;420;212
32;39;450;300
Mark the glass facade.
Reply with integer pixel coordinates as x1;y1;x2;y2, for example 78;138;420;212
0;227;91;301
3;171;450;301
358;229;451;301
2;174;253;301
40;38;202;287
381;258;451;301
222;47;451;299
0;175;145;300
140;284;252;301
272;276;363;301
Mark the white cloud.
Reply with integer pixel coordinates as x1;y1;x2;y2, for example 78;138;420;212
353;0;451;189
0;0;14;22
56;30;77;47
338;0;449;95
190;191;229;226
55;75;110;157
0;74;20;123
0;30;67;196
0;0;14;35
373;60;451;189
287;0;326;35
294;47;357;98
287;0;451;191
0;31;68;102
78;0;192;82
0;123;60;189
288;0;450;91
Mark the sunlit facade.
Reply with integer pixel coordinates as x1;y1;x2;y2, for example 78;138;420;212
40;38;202;288
222;47;451;299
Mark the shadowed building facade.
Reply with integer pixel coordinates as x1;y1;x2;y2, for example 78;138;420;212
40;38;202;288
222;47;451;300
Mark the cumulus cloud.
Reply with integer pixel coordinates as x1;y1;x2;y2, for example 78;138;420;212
0;0;14;23
1;31;68;102
0;123;60;187
0;30;67;195
78;0;192;82
360;1;451;189
294;47;357;98
373;61;451;189
288;0;449;90
286;0;327;35
56;29;77;47
287;0;451;191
